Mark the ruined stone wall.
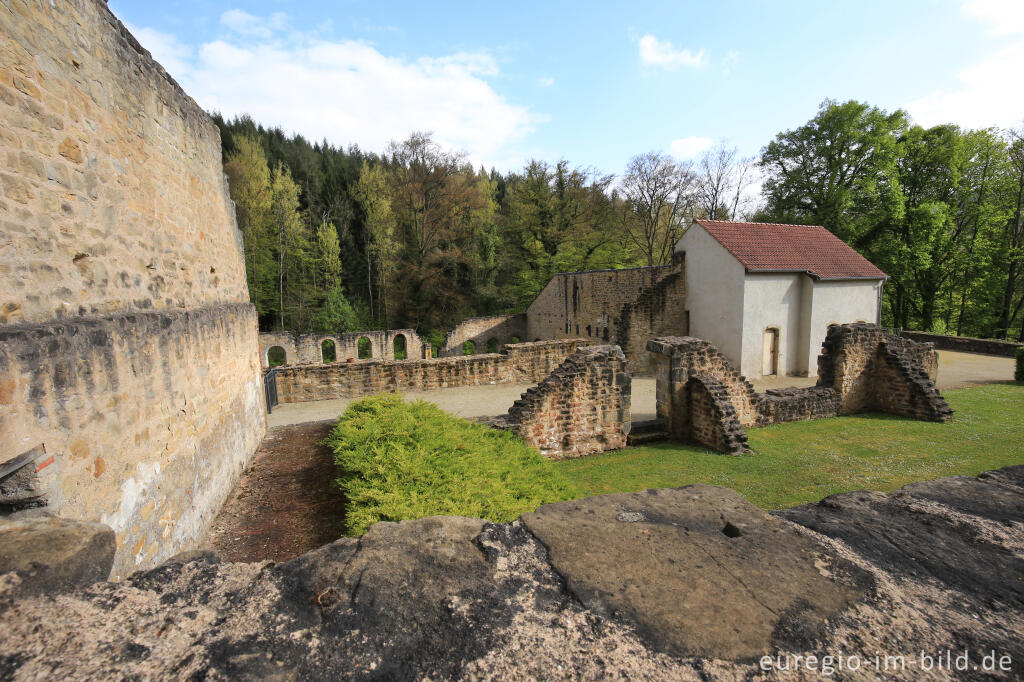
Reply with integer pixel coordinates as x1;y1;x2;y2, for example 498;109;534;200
648;325;949;453
497;345;630;459
686;376;748;454
0;0;265;577
439;314;527;356
274;340;586;403
901;330;1022;358
525;257;687;373
819;325;951;422
259;330;426;367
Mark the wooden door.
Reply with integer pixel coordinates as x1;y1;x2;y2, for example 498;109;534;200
762;328;779;376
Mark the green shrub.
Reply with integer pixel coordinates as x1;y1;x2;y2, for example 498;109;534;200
1016;347;1024;382
324;394;578;535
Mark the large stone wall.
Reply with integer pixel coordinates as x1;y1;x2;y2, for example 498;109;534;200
0;0;265;577
439;314;527;356
496;345;631;459
273;340;586;403
900;330;1023;358
259;329;425;367
525;256;687;373
0;0;248;324
648;324;949;453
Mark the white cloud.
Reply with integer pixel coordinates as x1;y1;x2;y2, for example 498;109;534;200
669;136;713;159
962;0;1024;35
220;9;289;39
124;23;193;78
638;34;707;68
537;76;555;88
125;12;538;168
905;41;1024;129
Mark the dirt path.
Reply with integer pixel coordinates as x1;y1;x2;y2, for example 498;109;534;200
203;421;345;563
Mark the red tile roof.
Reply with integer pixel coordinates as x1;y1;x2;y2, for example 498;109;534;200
692;219;886;281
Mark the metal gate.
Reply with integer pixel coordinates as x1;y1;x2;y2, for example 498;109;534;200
263;368;279;413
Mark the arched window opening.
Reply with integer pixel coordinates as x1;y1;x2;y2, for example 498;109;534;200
393;334;407;360
462;340;476;355
486;338;499;354
267;346;287;367
321;339;336;363
603;328;610;341
586;325;592;337
357;336;372;359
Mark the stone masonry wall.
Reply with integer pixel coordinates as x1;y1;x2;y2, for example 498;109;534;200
0;0;248;324
499;345;630;459
686;375;749;454
648;324;949;453
0;0;265;577
439;314;527;357
819;324;951;422
274;340;586;403
260;329;425;368
525;257;687;373
264;327;428;366
900;330;1022;358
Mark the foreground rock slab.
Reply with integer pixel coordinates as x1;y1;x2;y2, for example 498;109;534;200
1;469;1023;680
0;514;115;599
521;485;869;660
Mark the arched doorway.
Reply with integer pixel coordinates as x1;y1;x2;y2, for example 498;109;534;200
321;339;336;363
485;338;499;354
357;337;372;359
393;334;407;360
762;327;779;376
462;340;476;355
267;346;287;367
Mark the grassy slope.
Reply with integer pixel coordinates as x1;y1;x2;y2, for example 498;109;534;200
555;383;1024;509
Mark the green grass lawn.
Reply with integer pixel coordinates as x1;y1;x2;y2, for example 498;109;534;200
555;383;1024;510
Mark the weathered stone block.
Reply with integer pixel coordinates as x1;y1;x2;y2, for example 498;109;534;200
0;515;115;597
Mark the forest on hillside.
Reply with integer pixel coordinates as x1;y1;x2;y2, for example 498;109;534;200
213;99;1024;344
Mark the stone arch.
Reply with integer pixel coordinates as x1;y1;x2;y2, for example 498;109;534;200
485;338;499;354
393;333;407;360
321;338;336;363
266;346;287;367
462;340;476;355
357;336;373;359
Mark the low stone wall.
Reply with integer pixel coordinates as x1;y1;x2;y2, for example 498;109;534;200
274;339;586;403
497;345;631;459
648;324;949;453
440;314;527;356
260;329;425;367
900;330;1022;358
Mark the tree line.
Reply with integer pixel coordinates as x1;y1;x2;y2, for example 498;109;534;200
214;99;1024;344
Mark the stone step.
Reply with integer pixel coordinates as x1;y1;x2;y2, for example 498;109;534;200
629;418;666;435
627;430;670;446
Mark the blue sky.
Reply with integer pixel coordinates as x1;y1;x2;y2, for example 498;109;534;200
111;0;1023;174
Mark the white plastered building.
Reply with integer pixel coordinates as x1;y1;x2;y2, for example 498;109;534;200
675;219;886;378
